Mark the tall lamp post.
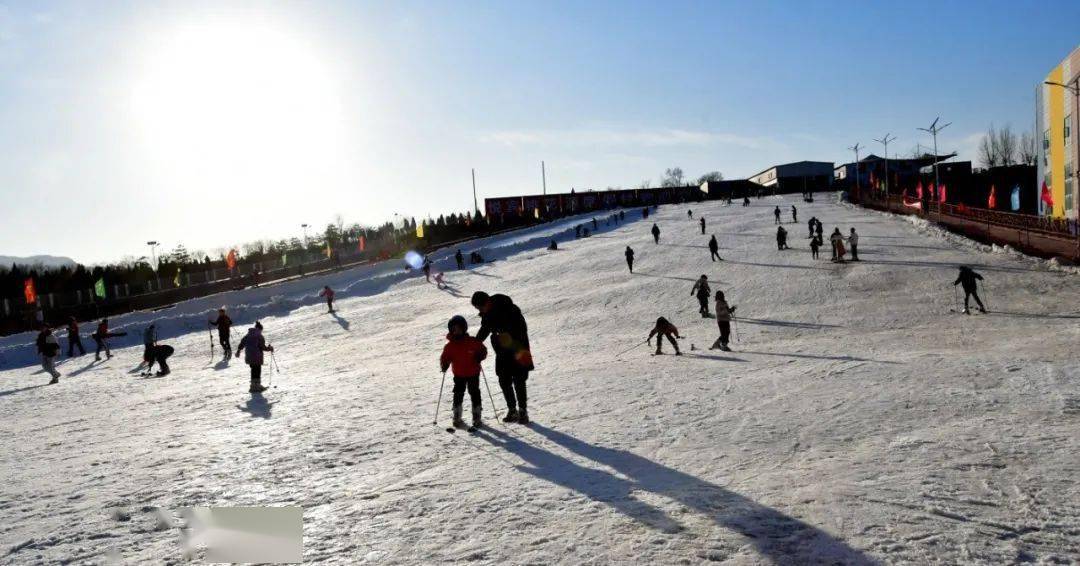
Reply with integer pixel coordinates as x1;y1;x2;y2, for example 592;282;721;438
1044;79;1080;230
146;241;159;270
848;142;862;199
873;134;896;195
918;117;951;201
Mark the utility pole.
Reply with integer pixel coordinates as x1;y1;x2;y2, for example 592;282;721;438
541;161;547;196
847;142;862;197
873;133;896;194
918;117;951;200
472;168;479;216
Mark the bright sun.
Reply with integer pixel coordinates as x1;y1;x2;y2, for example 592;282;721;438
129;21;348;197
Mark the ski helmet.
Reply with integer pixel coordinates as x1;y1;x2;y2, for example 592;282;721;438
448;315;468;332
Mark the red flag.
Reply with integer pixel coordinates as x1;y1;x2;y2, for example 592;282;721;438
987;185;996;209
869;170;876;189
916;181;923;199
939;184;947;203
23;278;36;304
1041;181;1054;208
358;236;366;252
226;249;237;270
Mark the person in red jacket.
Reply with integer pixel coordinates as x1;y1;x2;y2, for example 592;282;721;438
319;286;335;313
647;317;682;355
440;315;488;428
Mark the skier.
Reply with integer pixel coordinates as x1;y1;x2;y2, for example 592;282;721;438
35;325;61;384
142;323;158;372
440;315;488;429
320;285;335;313
776;226;788;250
810;234;821;259
92;318;113;361
647;317;681;355
815;220;823;240
434;271;446;290
699;217;706;235
953;266;987;314
209;308;233;359
455;249;465;270
773;206;781;224
742;196;750;207
691;275;711;317
422;256;433;282
151;343;173;376
830;228;846;263
709;291;737;351
236;321;274;393
791;205;797;224
807;216;817;238
592;217;598;231
687;210;693;219
548;240;558;251
847;228;860;261
708;235;722;261
66;316;85;357
625;246;635;273
651;223;660;245
471;291;533;424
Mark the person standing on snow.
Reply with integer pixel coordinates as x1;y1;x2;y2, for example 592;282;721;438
319;285;335;313
66;316;85;357
625;246;635;273
691;275;711;317
92;318;114;361
651;223;661;245
699;217;706;235
830;228;846;263
36;325;61;384
422;256;433;282
708;235;722;262
455;249;465;270
776;226;789;250
710;291;737;352
687;210;693;219
209;308;233;359
236;321;274;393
810;234;821;259
953;266;987;314
791;205;797;224
774;206;781;224
471;291;533;424
440;315;488;428
847;228;860;261
647;317;681;355
815;220;823;241
743;196;750;207
807;217;817;238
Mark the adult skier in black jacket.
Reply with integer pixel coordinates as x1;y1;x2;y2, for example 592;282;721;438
953;266;986;314
625;246;635;273
708;235;722;261
471;291;534;424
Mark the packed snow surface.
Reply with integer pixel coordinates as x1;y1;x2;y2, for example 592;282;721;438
1;194;1078;564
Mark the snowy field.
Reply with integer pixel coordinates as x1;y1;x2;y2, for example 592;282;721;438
2;194;1079;564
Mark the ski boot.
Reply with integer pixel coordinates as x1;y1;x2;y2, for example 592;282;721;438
518;408;530;425
452;405;467;428
979;307;987;314
503;408;519;423
249;381;267;393
156;369;170;377
962;308;970;315
472;408;483;428
48;376;59;385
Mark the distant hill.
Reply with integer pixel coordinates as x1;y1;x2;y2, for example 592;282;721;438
0;255;78;270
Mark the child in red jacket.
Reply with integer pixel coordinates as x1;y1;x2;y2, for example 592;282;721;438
440;315;488;428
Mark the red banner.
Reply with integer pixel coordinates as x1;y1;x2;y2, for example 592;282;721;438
24;278;36;304
226;250;237;270
358;236;366;252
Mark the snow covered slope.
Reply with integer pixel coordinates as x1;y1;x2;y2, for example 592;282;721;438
2;194;1078;564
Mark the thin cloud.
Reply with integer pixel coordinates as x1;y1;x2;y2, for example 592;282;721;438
480;127;773;150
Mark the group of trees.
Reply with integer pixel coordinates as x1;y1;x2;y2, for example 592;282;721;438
653;168;723;188
978;124;1038;169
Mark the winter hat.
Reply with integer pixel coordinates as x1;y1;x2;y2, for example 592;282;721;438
255;321;263;330
447;315;468;333
715;291;725;301
470;291;489;308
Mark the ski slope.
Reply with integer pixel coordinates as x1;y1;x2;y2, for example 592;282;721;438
2;194;1078;564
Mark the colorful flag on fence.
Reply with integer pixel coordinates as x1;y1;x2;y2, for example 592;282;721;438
916;182;923;200
1041;181;1054;210
1010;185;1020;211
94;277;106;299
173;269;182;287
281;252;287;266
939;184;947;204
987;185;996;209
24;278;36;304
358;235;366;252
325;241;332;258
226;249;237;270
416;223;424;239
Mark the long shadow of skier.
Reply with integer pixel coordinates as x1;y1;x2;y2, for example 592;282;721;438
527;427;881;561
67;359;102;377
330;312;351;332
0;383;49;398
736;318;842;330
237;394;275;419
633;272;701;283
738;350;900;364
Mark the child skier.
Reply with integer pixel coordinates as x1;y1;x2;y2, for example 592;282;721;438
647;317;682;355
35;325;61;384
810;234;821;259
440;315;488;428
710;291;737;351
625;246;635;273
774;206;781;224
691;275;711;317
776;226;789;250
319;286;335;313
699;217;706;235
92;318;116;361
953;266;986;314
66;316;85;357
709;235;722;261
651;223;660;244
236;321;274;393
209;308;233;359
142;323;158;371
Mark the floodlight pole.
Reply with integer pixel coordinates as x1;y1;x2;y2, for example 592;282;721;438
847;142;862;198
873;134;896;195
918;118;950;202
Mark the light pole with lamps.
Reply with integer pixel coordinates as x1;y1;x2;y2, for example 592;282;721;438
847;142;862;200
918;118;950;202
872;134;896;195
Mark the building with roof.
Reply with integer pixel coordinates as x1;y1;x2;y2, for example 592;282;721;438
835;153;955;196
746;161;833;194
1037;44;1080;219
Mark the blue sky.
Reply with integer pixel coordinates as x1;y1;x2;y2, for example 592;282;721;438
1;0;1078;264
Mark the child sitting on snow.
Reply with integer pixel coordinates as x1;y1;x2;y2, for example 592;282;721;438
440;315;488;428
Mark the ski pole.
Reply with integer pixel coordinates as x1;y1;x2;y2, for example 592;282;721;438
270;349;280;373
733;317;740;343
209;325;214;360
953;285;959;312
433;371;447;425
480;367;501;421
614;340;648;358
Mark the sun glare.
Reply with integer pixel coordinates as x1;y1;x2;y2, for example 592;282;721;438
129;21;348;197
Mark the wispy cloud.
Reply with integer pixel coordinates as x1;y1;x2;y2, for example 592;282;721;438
479;127;774;150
